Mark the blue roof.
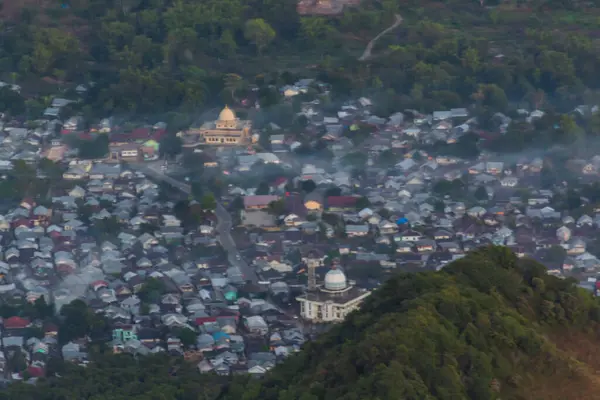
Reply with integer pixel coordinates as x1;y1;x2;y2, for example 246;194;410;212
212;332;230;340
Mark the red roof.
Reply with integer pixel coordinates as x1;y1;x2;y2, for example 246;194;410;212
271;177;287;187
43;323;58;333
12;219;30;227
4;316;30;329
152;129;167;141
244;195;280;208
327;196;358;208
91;280;108;290
130;128;151;139
111;128;166;143
27;365;45;378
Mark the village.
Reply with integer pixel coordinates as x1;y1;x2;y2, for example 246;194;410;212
0;77;597;381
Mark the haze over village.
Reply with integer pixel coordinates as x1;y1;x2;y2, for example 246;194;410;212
0;70;595;382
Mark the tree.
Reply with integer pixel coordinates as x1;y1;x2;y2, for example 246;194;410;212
267;199;286;216
191;182;203;198
472;84;508;112
33;296;54;319
378;150;397;168
138;278;166;304
231;196;245;210
301;180;316;193
256;181;270;195
356;196;370;210
244;18;276;55
200;193;217;211
177;328;198;348
342;152;367;168
59;299;101;344
474;186;489;201
159;134;183;159
565;189;582;210
325;187;342;197
219;30;238;57
38;158;63;181
77;135;109;159
223;73;246;103
300;17;335;48
545;245;566;264
557;114;583;144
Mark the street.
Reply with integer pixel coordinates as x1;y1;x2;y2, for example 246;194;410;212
129;162;259;284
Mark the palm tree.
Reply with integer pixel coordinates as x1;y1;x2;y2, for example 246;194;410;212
223;73;245;104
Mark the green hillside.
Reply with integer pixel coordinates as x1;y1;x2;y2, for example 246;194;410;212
223;246;600;400
3;246;600;400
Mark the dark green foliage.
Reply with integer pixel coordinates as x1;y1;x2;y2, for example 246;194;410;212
474;186;488;201
159;134;183;159
0;354;227;400
59;299;110;344
75;135;109;160
177;328;198;348
200;193;217;211
218;246;600;400
137;278;167;304
301;180;316;193
256;181;270;195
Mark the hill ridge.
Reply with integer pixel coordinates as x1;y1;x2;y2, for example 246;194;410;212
220;246;600;400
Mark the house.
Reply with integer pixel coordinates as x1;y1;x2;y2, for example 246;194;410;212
433;230;453;241
109;144;141;162
397;230;422;242
556;226;572;242
4;316;30;330
62;342;87;362
415;239;435;252
113;325;138;342
500;177;519;187
485;162;504;175
378;220;397;235
244;195;280;210
244;316;268;335
345;225;369;237
326;196;357;212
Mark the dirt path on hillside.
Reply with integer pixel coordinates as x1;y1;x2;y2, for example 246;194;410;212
359;14;403;61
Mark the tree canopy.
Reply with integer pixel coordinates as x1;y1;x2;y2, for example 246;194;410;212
217;246;600;400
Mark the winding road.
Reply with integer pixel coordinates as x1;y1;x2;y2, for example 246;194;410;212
359;14;403;61
129;162;258;285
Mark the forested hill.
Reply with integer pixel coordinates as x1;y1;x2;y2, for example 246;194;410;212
3;246;600;400
221;246;600;400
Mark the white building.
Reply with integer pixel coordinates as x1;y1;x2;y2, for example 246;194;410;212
296;268;371;322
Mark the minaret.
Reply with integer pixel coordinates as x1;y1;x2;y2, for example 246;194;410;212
307;263;317;291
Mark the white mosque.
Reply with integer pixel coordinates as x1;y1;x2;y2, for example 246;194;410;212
296;267;371;322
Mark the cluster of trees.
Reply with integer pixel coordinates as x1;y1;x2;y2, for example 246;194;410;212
0;353;228;400
216;246;600;400
2;0;599;118
0;159;66;202
0;0;303;114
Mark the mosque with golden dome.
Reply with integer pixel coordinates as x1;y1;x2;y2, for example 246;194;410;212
192;105;252;145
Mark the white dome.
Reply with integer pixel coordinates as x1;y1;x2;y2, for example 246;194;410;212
324;268;347;291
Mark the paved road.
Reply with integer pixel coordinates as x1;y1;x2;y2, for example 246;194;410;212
129;162;258;284
359;14;403;61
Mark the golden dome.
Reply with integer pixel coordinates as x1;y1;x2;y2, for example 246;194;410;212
218;105;236;122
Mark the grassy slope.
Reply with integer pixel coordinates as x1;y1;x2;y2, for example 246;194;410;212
224;246;600;400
